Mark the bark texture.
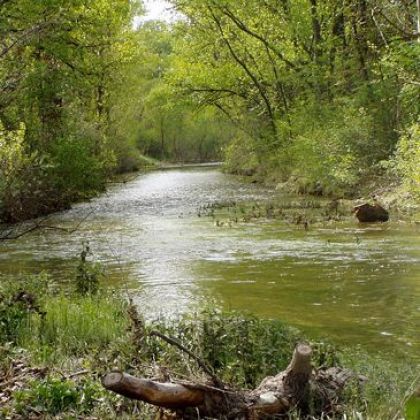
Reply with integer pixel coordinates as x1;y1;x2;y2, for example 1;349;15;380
102;344;357;419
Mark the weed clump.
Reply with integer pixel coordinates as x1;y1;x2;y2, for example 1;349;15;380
0;274;49;344
75;242;103;296
14;376;101;416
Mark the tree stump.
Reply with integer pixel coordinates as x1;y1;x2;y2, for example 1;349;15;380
102;344;356;419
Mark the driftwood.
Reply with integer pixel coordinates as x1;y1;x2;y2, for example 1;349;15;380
102;344;357;419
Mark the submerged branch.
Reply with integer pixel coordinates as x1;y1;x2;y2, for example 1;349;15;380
0;210;94;241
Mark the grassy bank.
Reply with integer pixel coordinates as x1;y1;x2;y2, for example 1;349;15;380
0;272;418;419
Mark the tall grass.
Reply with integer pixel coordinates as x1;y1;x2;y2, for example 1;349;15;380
18;293;129;363
340;348;420;419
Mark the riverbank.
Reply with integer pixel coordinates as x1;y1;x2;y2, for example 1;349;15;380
232;166;420;222
0;160;222;227
0;272;418;419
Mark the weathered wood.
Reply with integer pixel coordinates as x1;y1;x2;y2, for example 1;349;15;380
102;344;356;418
102;372;205;409
250;343;312;416
284;343;312;400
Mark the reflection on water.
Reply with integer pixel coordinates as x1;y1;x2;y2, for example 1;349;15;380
0;167;419;360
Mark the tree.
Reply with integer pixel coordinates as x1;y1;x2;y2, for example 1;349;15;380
0;0;145;221
167;0;420;194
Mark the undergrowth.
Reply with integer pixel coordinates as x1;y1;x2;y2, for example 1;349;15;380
0;271;418;419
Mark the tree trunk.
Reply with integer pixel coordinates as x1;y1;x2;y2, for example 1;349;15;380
102;344;357;419
417;0;420;42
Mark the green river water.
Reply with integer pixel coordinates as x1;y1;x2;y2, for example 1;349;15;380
1;166;419;361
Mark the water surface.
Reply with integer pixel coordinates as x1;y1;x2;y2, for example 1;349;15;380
1;167;419;360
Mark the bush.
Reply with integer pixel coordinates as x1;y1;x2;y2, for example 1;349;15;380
0;274;49;343
50;134;112;200
394;121;420;198
0;121;53;222
75;243;103;296
14;376;101;415
113;140;158;173
224;133;260;177
282;104;378;196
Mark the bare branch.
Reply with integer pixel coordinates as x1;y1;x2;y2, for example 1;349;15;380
0;209;94;241
207;6;278;140
150;329;225;389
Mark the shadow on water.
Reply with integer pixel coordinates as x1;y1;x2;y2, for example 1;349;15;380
0;166;419;360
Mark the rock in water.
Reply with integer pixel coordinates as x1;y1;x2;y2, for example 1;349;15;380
353;203;389;223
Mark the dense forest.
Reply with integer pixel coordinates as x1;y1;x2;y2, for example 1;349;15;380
171;0;420;195
1;0;419;223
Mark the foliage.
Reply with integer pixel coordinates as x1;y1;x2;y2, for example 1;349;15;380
132;22;234;163
394;121;420;198
224;132;260;176
49;134;113;200
21;293;128;361
0;121;27;184
141;307;303;388
1;274;417;418
1;0;419;219
284;104;375;196
405;390;420;420
0;121;53;222
14;376;101;416
0;0;145;221
0;274;49;343
0;261;125;360
198;309;300;386
75;243;103;296
168;0;420;196
340;348;419;419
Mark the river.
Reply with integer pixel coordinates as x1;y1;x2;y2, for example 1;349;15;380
1;166;419;361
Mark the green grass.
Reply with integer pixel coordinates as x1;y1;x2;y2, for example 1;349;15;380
18;293;129;363
1;274;418;419
340;348;420;419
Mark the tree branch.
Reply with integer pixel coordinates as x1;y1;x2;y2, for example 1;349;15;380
150;330;224;389
208;6;278;140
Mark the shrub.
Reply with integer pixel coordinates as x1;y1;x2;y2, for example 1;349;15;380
0;274;49;343
394;121;420;198
49;134;112;200
224;133;260;176
14;376;101;415
0;121;53;222
75;243;103;296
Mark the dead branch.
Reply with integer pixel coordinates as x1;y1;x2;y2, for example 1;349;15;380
102;343;357;419
0;209;93;241
150;329;224;389
102;372;205;409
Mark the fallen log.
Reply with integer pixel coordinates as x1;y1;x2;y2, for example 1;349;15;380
102;372;205;409
102;343;356;418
